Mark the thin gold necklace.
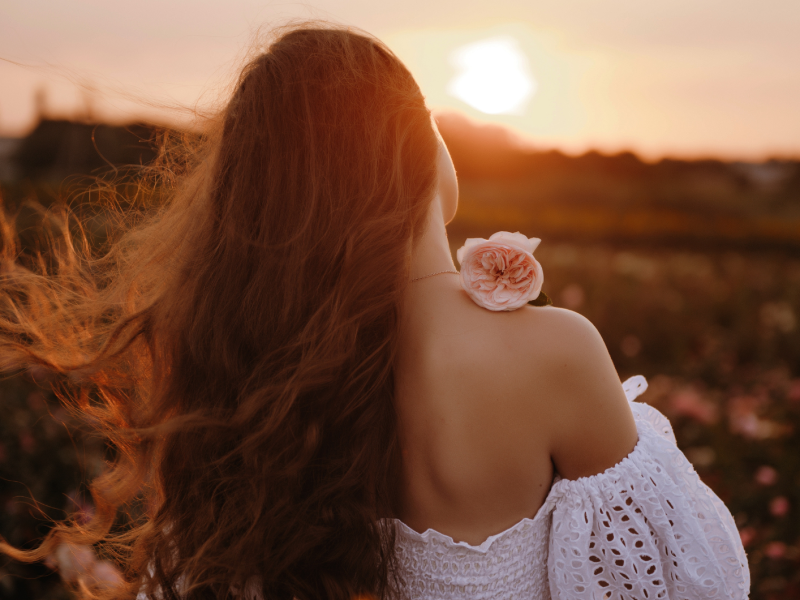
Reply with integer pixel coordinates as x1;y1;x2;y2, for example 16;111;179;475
410;270;459;282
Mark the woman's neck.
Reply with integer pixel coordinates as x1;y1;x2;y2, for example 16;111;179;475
409;198;457;281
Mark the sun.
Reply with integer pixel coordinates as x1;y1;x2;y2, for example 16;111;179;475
447;36;537;115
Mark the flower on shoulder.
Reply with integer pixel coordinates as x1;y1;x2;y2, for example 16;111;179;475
456;232;548;311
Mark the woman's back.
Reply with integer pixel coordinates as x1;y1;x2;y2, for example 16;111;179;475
394;273;638;546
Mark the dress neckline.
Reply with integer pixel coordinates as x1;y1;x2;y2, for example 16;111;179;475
388;474;561;554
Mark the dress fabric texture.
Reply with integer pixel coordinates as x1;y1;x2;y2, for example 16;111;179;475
390;376;750;600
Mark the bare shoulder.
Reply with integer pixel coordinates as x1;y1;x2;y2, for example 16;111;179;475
494;305;639;480
489;304;616;383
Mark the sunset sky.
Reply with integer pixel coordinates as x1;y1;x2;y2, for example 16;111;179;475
1;0;799;160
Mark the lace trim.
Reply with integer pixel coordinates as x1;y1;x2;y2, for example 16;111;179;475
391;494;553;555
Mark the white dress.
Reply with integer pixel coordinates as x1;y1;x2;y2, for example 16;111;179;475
390;376;750;600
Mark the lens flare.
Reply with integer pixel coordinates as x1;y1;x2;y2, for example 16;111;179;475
447;37;537;115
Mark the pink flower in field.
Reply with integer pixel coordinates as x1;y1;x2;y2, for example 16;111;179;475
67;490;96;525
456;232;543;312
670;388;718;425
787;379;800;403
770;496;790;517
754;465;778;486
46;543;124;589
47;544;95;582
727;395;791;439
738;526;757;548
89;560;125;587
765;541;787;560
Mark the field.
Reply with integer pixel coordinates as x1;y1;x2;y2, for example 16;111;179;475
1;118;800;598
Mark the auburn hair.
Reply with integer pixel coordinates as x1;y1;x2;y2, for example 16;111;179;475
0;23;439;600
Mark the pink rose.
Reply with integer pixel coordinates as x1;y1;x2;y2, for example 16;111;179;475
669;388;719;425
88;560;125;588
754;465;778;486
738;526;757;548
456;232;544;311
46;543;124;590
770;496;790;517
764;541;787;560
47;544;96;582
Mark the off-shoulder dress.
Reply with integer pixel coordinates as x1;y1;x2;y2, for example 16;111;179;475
389;376;750;600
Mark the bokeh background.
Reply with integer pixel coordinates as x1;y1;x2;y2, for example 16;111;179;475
1;1;799;598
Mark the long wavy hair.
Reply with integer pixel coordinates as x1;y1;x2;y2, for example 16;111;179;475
0;24;439;600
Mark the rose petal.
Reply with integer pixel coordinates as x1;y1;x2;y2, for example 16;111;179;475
456;238;487;265
487;232;534;254
527;258;544;300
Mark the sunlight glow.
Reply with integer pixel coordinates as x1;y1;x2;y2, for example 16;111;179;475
447;37;537;115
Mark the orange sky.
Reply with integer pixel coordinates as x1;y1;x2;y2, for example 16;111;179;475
1;0;799;160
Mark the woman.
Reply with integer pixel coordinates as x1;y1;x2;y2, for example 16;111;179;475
0;24;749;600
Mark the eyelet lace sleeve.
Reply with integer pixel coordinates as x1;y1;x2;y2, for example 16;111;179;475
547;377;750;600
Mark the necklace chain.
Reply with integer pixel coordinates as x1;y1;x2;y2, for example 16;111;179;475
411;269;460;282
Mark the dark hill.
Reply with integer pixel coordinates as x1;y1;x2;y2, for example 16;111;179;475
13;119;161;182
3;116;799;248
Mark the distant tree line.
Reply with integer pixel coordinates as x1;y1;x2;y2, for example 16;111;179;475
2;115;799;248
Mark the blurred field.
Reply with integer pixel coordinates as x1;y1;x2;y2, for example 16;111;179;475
1;118;799;598
452;189;800;249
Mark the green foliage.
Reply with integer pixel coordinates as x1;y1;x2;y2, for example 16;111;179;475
527;290;553;307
